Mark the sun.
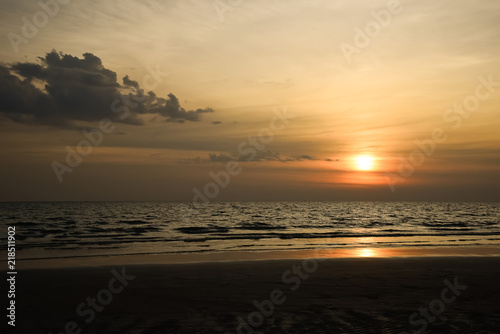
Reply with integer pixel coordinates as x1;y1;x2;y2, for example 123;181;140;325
355;155;374;171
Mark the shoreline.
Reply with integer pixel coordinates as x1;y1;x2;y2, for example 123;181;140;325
13;245;500;269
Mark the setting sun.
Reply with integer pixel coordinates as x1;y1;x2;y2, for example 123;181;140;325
355;155;374;171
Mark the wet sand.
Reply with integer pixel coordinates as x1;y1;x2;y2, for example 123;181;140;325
6;255;500;333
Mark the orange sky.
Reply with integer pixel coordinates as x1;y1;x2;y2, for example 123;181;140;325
0;0;499;201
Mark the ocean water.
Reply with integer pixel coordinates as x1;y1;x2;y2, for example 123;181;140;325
1;202;499;260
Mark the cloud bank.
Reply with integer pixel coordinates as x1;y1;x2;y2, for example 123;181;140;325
0;50;213;128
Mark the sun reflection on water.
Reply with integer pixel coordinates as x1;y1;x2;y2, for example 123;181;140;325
357;248;376;257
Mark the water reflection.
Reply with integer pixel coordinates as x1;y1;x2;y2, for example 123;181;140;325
314;247;385;258
357;248;376;257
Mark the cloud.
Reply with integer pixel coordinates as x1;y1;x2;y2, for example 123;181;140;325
244;149;281;162
181;151;322;164
122;75;139;88
0;50;213;128
149;92;213;123
209;153;234;162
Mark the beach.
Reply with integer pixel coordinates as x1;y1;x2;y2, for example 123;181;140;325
7;253;500;334
2;202;500;333
2;0;500;332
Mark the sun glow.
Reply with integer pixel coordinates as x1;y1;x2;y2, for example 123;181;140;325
355;155;374;171
358;248;376;257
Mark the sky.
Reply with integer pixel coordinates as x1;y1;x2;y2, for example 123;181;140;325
0;0;499;202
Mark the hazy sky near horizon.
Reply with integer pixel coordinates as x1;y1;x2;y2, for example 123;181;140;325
0;0;499;201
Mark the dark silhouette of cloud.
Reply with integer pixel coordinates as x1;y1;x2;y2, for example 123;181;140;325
181;151;321;164
149;92;213;123
209;153;234;162
0;50;213;128
122;75;139;88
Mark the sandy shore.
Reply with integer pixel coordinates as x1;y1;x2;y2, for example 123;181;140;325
14;246;500;269
6;255;500;333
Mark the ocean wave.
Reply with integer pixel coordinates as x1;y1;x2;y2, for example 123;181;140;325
176;226;230;234
2;201;499;258
236;222;287;230
118;219;152;225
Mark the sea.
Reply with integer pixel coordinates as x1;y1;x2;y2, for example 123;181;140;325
1;202;499;261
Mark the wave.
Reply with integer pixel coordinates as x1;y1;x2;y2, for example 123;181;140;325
176;226;229;234
236;222;287;230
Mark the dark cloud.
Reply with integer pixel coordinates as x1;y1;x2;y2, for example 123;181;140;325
243;149;281;162
122;75;139;88
0;50;213;128
212;121;222;125
147;92;214;123
209;153;234;162
181;151;321;164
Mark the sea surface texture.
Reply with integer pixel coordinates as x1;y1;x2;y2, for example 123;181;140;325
1;202;499;260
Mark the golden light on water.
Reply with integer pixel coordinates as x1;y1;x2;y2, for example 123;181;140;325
309;247;500;260
314;247;384;258
357;248;376;257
